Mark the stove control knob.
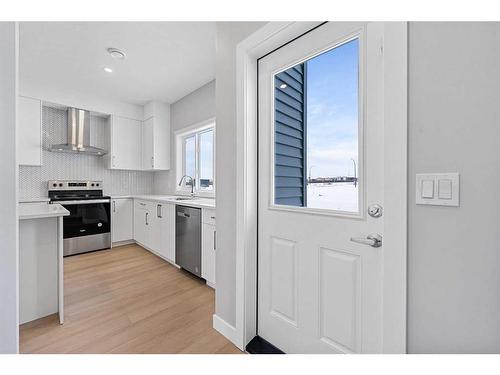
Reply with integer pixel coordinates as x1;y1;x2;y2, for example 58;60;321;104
52;183;57;187
91;183;95;187
59;183;63;187
96;183;99;187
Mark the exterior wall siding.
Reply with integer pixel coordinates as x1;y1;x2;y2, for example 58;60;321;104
274;64;307;206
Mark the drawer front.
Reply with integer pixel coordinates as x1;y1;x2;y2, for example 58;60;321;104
134;199;156;214
202;208;216;225
134;200;148;211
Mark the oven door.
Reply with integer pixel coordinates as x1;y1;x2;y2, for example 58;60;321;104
58;199;111;256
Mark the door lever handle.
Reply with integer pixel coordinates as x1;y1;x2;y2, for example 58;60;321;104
350;233;382;248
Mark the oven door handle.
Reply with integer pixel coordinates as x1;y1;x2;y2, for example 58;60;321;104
52;199;110;205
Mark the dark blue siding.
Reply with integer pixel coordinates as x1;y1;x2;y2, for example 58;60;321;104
274;63;307;207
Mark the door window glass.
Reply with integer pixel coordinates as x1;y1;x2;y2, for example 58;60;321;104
274;38;360;213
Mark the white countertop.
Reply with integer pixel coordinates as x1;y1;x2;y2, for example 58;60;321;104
19;202;70;220
111;194;216;209
19;194;216;211
19;197;51;203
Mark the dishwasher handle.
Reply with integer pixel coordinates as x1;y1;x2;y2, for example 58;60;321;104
177;212;190;218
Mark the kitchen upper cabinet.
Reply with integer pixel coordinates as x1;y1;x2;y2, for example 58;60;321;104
107;102;170;171
142;101;170;171
18;96;42;166
151;203;175;263
108;115;142;170
142;117;154;170
111;198;133;243
202;208;216;286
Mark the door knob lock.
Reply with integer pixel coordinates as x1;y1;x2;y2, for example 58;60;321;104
350;233;382;248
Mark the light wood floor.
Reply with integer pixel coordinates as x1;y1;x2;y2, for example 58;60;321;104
20;244;242;354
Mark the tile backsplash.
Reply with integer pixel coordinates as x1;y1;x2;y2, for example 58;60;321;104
19;106;155;199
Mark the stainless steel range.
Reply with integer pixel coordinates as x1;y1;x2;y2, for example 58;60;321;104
48;180;111;256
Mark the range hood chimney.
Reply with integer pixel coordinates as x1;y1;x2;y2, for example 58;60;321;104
49;107;107;156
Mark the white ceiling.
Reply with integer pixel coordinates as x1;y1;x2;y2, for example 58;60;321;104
19;22;216;105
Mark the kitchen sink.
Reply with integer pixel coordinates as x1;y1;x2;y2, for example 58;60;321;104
174;197;196;201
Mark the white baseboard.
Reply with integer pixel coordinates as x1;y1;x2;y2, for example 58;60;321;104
213;314;240;348
111;239;135;248
144;246;179;268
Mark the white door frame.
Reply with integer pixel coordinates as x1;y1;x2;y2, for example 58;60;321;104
234;22;407;353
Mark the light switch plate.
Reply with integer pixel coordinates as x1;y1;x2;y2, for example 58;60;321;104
416;173;460;206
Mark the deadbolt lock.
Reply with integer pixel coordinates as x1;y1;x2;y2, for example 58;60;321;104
368;204;383;218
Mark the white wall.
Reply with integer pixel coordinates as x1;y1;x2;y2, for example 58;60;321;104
154;80;215;194
215;22;266;328
20;80;143;121
171;80;215;132
408;22;500;353
0;22;19;354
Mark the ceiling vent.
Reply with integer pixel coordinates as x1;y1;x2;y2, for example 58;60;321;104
107;47;126;60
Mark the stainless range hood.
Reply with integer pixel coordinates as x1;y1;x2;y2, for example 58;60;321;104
49;107;107;156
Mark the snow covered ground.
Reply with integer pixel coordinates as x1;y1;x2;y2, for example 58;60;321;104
307;182;358;212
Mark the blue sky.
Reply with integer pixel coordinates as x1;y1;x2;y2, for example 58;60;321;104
305;38;359;179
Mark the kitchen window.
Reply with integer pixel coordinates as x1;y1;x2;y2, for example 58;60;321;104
176;120;215;195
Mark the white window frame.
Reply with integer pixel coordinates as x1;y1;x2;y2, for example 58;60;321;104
175;118;216;197
269;32;364;218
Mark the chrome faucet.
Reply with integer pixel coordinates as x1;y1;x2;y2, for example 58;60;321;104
178;175;195;196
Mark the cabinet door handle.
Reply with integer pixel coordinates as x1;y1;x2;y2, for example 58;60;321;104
145;212;149;226
213;230;216;251
157;204;162;218
113;200;116;213
151;156;154;168
112;155;116;167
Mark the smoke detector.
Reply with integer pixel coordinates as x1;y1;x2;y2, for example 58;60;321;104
107;47;126;60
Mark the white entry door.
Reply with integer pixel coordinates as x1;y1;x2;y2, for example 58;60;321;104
258;22;389;353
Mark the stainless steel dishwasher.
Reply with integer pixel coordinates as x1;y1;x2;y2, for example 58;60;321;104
175;205;202;277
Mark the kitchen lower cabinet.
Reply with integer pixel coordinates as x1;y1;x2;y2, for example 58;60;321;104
151;202;175;263
132;199;214;276
134;200;175;264
134;200;154;248
201;208;216;287
111;198;133;243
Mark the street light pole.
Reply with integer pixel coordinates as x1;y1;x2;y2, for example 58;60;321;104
351;158;357;187
308;165;315;182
